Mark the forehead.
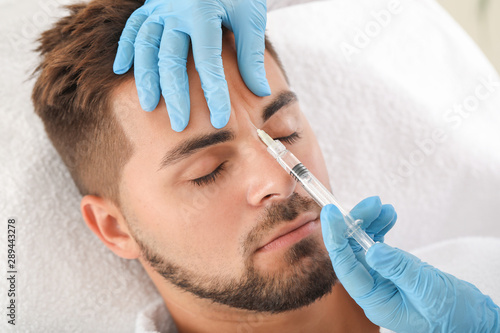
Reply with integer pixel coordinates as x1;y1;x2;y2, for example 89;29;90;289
111;35;290;154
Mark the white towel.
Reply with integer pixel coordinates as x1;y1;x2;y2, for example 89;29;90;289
1;0;499;331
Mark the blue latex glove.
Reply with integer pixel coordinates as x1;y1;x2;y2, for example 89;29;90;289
321;197;500;333
113;0;270;132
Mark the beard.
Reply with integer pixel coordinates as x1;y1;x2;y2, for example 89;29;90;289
131;192;337;314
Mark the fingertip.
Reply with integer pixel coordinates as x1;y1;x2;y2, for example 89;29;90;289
113;42;134;74
250;68;271;96
134;66;161;111
211;112;230;129
367;195;382;206
164;97;190;132
357;196;381;210
113;66;129;75
255;64;271;96
321;204;348;249
138;89;160;112
242;64;271;97
320;204;341;223
382;204;397;222
379;205;398;234
378;204;395;220
113;64;125;75
139;101;156;112
198;75;230;129
170;114;188;132
255;79;271;97
350;196;382;222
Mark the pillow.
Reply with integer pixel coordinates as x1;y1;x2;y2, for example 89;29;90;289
1;0;499;331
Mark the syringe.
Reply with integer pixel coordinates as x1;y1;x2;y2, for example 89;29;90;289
256;128;375;252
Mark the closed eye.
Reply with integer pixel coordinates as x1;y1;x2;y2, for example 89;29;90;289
190;161;226;187
189;132;301;187
275;131;301;145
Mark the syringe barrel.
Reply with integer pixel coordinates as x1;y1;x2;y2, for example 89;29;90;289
269;146;375;252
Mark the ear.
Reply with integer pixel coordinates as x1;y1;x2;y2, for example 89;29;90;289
81;195;140;259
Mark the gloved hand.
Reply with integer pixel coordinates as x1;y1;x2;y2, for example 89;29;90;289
321;197;500;333
113;0;270;132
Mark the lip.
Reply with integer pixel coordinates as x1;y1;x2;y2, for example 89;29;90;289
256;212;320;253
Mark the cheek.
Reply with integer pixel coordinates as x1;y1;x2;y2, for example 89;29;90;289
141;174;248;274
122;165;240;269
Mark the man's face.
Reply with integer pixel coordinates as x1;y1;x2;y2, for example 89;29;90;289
113;34;336;313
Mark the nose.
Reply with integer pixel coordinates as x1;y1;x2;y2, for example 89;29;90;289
245;140;297;207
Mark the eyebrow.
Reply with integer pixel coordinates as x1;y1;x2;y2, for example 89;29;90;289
157;130;235;171
262;91;298;122
157;90;298;171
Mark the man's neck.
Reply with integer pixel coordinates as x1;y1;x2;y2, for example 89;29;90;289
160;283;379;333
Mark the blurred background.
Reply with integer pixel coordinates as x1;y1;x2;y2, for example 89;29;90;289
437;0;499;72
268;0;500;73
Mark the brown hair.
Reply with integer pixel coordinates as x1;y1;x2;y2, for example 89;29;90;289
32;0;286;208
